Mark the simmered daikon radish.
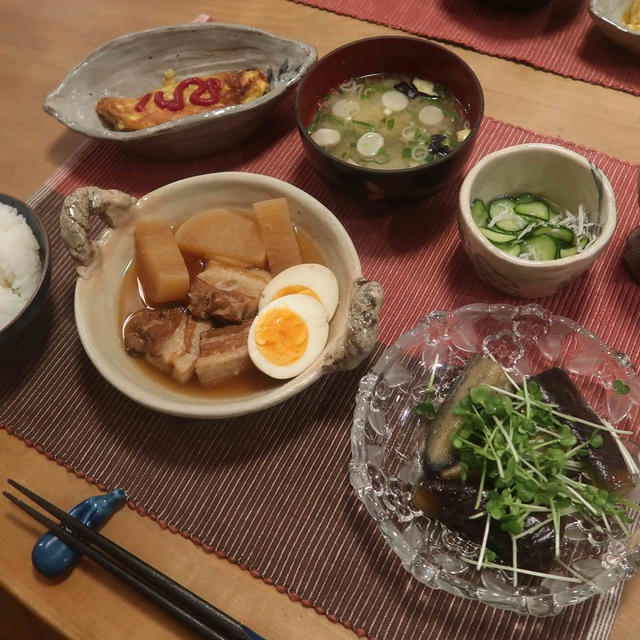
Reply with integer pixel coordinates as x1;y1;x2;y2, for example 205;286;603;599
253;198;302;275
135;217;189;304
175;208;267;267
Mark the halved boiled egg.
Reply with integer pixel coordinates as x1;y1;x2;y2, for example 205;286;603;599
248;294;329;379
259;264;339;320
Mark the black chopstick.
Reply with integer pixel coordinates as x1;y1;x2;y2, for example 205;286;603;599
5;480;264;640
3;490;226;639
6;478;251;638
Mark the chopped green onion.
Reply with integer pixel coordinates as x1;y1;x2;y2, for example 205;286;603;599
320;113;344;125
352;119;375;131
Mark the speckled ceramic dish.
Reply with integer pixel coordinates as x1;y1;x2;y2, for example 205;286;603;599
44;23;317;160
0;194;51;347
59;173;383;419
458;144;616;299
589;0;640;55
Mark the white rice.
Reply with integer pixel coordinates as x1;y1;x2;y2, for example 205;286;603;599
0;203;42;330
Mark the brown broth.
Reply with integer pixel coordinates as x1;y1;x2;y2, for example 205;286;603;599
119;222;325;398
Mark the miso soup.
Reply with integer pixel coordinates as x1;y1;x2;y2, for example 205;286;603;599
308;74;469;170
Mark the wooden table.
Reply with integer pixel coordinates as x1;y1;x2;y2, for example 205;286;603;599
1;1;638;638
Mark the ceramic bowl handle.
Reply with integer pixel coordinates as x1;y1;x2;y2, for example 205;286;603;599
323;279;384;372
60;186;137;275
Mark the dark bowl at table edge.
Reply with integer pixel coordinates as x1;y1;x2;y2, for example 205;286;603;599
485;0;552;9
0;194;52;347
295;36;485;202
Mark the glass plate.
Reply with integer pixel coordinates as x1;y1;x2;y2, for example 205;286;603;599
350;303;640;615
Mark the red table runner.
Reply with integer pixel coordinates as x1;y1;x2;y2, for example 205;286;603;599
2;101;640;640
291;0;640;96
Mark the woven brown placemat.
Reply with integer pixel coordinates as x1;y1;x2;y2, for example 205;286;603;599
2;108;639;639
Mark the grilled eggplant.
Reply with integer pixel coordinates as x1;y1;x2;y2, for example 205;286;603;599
534;368;633;494
413;478;557;570
424;356;509;471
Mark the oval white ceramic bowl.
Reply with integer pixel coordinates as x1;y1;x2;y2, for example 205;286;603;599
458;143;616;298
66;173;381;419
44;23;317;160
589;0;640;56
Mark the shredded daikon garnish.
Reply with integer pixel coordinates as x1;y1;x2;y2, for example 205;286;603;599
516;222;536;240
577;204;585;236
487;210;515;229
520;200;596;261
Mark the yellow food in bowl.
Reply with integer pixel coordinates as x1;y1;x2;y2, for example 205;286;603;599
623;0;640;31
96;68;269;131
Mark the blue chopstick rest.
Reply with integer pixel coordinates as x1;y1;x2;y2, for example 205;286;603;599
31;489;126;577
241;626;267;640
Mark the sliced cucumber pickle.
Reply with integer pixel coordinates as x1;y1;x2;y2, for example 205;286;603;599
489;198;517;220
494;215;527;233
494;242;522;257
530;225;574;246
514;201;550;221
522;235;558;261
471;193;593;262
480;228;518;244
514;193;536;204
560;236;590;258
471;199;489;227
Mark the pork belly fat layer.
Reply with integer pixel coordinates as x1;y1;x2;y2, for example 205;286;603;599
188;260;271;324
124;308;209;383
196;323;252;386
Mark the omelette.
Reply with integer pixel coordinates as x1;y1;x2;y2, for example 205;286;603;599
623;0;640;31
96;69;270;131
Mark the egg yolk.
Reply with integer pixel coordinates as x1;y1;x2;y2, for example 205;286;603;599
272;285;321;303
255;308;309;366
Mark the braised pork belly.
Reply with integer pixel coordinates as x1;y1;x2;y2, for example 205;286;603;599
188;260;271;324
124;308;209;384
120;200;321;392
196;323;252;386
124;308;254;387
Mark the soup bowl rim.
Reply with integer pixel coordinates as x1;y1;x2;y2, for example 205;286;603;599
294;35;485;176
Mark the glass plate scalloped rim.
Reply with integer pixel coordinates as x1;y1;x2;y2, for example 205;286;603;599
350;303;640;616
